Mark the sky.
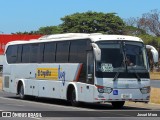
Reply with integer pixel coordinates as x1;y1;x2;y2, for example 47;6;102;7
0;0;159;34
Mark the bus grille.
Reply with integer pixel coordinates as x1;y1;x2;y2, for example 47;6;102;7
4;76;9;88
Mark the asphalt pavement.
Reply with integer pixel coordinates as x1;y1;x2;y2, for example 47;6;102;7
151;80;160;88
0;90;160;120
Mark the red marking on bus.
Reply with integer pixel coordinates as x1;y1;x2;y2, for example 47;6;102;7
81;86;83;93
101;98;106;100
75;64;83;82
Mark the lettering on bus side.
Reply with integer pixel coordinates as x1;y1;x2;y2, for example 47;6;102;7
36;65;66;86
37;70;52;78
36;68;58;80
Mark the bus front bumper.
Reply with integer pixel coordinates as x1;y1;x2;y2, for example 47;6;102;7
94;88;150;103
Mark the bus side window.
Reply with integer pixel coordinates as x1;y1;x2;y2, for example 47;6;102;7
56;41;70;63
38;43;44;63
22;44;30;63
30;44;39;63
44;42;56;63
6;45;18;63
17;45;22;63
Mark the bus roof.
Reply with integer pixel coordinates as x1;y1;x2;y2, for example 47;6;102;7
6;33;143;46
39;33;143;42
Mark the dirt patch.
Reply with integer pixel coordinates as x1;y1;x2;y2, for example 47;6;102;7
150;72;160;80
150;87;160;104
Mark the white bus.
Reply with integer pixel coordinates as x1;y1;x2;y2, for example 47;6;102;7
2;33;158;108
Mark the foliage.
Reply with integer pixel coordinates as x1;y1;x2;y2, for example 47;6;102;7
139;9;160;36
138;34;159;47
125;9;160;37
37;26;63;35
14;26;62;35
60;11;125;34
123;26;146;36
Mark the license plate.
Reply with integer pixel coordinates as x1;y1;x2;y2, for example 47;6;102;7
121;94;132;99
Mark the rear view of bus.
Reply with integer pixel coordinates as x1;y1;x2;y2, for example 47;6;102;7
92;35;158;108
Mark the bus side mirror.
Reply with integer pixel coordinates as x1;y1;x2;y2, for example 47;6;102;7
91;43;101;61
146;45;159;63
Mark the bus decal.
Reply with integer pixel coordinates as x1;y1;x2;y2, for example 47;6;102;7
36;68;58;80
37;69;52;78
36;65;66;86
58;65;66;86
74;64;83;82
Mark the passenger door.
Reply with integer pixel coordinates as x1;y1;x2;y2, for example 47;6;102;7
82;51;94;102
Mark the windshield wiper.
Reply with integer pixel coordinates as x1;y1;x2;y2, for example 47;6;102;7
121;42;128;73
113;42;125;81
129;66;141;82
113;72;120;81
113;59;126;81
135;72;141;82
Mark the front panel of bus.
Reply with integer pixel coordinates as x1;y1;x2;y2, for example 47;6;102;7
93;40;150;102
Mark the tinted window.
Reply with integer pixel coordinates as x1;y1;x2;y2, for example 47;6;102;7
17;45;22;63
22;44;30;63
56;41;70;62
30;44;39;63
44;42;56;63
38;43;44;63
69;40;88;63
6;45;18;63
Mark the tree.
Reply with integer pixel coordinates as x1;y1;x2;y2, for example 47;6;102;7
138;9;160;36
37;26;62;35
13;26;62;35
125;17;138;27
60;11;125;34
123;26;146;36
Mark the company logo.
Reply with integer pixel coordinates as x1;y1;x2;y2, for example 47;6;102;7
36;65;66;86
2;112;11;117
37;68;58;79
1;112;42;118
37;70;52;78
58;65;65;86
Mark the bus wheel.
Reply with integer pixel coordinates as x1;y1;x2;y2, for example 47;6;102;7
19;84;26;99
111;101;125;109
70;88;80;107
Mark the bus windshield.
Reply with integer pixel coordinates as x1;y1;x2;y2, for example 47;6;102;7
96;41;148;73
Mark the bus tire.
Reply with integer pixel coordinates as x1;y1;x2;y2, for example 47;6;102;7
111;101;125;109
70;88;80;107
19;84;26;99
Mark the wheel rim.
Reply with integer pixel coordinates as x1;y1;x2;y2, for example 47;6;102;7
71;89;76;103
20;85;24;98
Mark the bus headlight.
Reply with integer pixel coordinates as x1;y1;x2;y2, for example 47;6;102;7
140;86;150;94
104;87;113;94
98;88;104;93
96;85;113;94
